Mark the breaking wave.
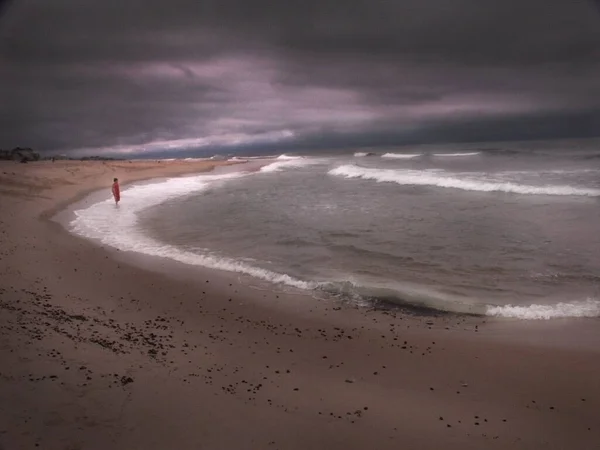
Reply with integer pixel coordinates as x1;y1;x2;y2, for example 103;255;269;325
261;156;322;173
318;280;600;320
487;299;600;320
382;153;421;159
328;165;600;197
433;152;481;157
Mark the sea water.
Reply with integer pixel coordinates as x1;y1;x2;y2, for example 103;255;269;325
70;140;600;320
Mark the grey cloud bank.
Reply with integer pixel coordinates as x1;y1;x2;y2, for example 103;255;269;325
1;0;600;156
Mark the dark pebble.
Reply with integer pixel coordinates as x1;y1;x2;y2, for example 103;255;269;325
120;376;134;386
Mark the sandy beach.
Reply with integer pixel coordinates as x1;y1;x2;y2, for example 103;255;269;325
1;159;599;450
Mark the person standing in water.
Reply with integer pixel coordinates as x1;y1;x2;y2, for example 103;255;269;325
112;178;120;205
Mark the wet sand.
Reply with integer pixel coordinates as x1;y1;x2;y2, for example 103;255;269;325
1;159;599;449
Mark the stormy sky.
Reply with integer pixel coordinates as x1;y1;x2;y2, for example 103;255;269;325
1;0;600;156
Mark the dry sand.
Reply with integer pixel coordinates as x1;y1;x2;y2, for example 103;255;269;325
1;159;599;450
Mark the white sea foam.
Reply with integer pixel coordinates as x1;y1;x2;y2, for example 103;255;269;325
276;154;303;160
433;152;481;157
228;156;248;162
381;153;421;159
70;171;315;290
486;299;600;320
260;157;321;173
328;165;600;196
354;152;368;157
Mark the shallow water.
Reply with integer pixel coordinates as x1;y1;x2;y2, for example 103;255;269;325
70;142;600;319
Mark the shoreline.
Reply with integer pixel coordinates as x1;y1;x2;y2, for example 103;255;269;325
1;159;600;449
50;158;266;228
59;160;600;326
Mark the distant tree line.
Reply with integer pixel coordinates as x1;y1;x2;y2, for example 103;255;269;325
0;147;122;162
0;147;40;162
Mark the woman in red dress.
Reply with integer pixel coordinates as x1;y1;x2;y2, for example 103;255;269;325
112;178;120;204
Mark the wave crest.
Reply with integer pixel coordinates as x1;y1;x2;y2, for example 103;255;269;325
261;155;326;173
260;157;320;173
381;153;421;159
433;152;481;157
328;165;600;197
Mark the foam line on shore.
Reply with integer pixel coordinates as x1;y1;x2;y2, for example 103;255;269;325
486;299;600;319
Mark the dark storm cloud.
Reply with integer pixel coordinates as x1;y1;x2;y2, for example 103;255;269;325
1;0;600;155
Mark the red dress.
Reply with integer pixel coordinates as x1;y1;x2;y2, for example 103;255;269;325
112;182;120;202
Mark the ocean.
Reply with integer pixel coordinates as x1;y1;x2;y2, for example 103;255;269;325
70;140;600;320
